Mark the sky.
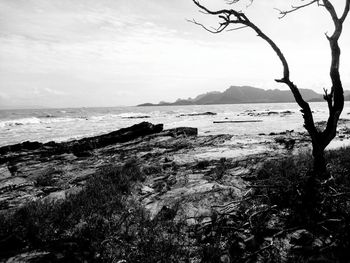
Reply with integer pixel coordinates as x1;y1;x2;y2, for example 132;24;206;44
0;0;349;108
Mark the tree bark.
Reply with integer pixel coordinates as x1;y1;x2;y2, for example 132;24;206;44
312;141;327;177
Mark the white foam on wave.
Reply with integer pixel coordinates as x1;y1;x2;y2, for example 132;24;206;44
0;116;81;128
89;112;156;121
89;114;121;121
0;117;42;127
118;112;150;118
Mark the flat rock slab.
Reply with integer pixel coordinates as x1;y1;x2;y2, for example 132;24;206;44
0;165;11;180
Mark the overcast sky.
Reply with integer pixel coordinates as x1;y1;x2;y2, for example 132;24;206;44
0;0;349;108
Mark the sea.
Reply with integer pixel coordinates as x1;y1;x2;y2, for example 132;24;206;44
1;102;350;147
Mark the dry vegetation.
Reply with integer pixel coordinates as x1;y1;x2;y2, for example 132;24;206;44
1;148;350;262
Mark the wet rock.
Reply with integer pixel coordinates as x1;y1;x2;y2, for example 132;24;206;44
0;141;43;156
0;122;164;162
280;110;293;116
178;112;217;117
122;115;151;119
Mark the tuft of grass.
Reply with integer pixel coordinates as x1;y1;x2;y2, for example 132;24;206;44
34;167;62;187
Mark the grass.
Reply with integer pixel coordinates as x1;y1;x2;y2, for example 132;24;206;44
1;148;350;262
240;148;350;262
34;167;62;187
0;159;191;262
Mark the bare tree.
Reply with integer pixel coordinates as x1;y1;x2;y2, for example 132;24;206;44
191;0;349;176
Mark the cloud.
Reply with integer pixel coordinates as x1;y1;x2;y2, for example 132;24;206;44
0;0;349;107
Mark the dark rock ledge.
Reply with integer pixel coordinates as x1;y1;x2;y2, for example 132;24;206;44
0;122;164;162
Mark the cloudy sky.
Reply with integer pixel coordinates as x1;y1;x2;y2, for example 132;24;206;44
0;0;349;108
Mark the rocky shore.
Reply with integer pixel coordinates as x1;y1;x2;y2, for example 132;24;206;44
0;121;304;214
1;121;350;262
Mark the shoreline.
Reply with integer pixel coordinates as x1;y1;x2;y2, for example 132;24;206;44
1;121;350;261
1;121;350;213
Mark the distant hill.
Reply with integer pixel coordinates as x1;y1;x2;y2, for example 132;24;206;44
138;86;350;106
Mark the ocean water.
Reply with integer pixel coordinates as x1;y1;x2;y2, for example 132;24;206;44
1;102;350;147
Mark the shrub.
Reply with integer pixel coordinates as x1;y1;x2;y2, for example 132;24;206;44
35;167;62;187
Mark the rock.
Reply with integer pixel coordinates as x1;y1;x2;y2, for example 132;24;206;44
66;122;164;154
72;150;92;158
0;165;12;180
290;229;314;246
275;137;296;150
0;141;43;156
156;205;177;221
0;122;164;164
42;190;66;203
244;235;259;250
5;251;51;263
122;115;151;119
166;127;198;137
178;112;217;117
280;110;293;116
140;185;154;195
0;177;29;191
220;254;231;263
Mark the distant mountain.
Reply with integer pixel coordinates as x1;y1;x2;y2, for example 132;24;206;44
138;86;348;106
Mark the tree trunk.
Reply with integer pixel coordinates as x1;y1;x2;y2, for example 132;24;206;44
312;142;327;178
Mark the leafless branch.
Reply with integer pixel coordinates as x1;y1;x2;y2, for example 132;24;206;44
187;18;229;34
275;0;321;19
225;0;254;8
323;88;333;112
340;0;350;22
226;25;249;31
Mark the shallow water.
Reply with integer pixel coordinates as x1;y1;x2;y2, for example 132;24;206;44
1;102;350;147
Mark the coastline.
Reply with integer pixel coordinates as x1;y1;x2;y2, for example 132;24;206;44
1;121;350;212
1;121;350;261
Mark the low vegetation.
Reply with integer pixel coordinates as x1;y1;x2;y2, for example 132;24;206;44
1;148;350;262
0;160;191;262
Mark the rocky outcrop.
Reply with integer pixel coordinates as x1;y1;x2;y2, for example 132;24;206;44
0;122;164;163
2;121;350;262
